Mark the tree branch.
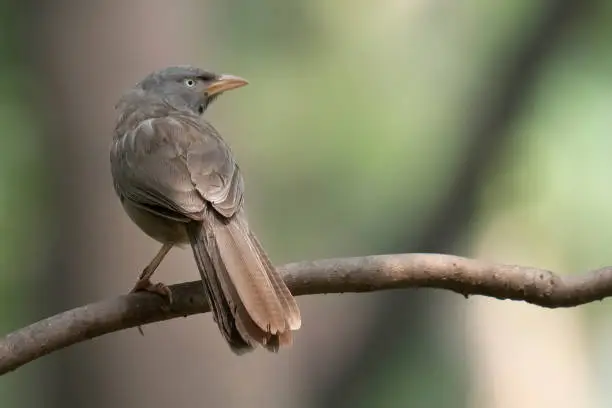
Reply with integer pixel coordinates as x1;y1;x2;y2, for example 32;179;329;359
1;253;611;376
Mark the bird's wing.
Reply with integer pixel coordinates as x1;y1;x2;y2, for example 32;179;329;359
111;114;243;221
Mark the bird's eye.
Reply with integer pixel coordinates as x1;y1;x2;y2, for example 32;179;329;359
183;78;196;87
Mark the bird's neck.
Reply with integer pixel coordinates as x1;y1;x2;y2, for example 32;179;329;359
114;95;198;138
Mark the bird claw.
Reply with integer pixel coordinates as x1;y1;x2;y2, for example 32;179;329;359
130;279;173;305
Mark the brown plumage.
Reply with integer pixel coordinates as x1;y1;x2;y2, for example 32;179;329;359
110;66;301;353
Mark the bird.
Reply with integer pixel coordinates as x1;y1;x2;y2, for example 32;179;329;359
110;65;301;353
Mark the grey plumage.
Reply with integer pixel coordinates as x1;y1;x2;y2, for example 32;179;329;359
110;66;301;353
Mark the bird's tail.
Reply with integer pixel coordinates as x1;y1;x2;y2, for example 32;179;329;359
186;208;301;353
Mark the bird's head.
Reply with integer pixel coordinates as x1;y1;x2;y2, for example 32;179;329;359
135;65;249;115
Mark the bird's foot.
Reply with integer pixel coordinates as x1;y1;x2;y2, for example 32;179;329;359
130;278;173;305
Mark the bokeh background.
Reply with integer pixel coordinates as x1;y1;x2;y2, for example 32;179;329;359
1;0;612;407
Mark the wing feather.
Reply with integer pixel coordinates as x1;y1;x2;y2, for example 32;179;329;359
111;114;244;221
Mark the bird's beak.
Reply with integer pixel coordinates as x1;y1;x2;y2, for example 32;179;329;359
205;74;249;96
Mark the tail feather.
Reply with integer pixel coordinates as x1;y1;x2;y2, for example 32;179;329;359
249;232;301;330
211;217;286;334
186;208;300;353
186;221;254;354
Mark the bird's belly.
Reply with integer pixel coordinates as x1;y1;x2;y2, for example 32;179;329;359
122;200;189;246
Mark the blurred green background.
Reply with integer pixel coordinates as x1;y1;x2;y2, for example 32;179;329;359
1;0;611;407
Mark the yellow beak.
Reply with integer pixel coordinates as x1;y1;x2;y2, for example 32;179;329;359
206;74;249;96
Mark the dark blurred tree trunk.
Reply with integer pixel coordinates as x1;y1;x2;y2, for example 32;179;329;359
24;2;306;408
315;0;600;406
26;1;204;407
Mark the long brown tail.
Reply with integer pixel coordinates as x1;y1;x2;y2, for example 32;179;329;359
186;208;301;354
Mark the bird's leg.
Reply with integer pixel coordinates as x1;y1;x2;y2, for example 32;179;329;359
130;243;174;303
